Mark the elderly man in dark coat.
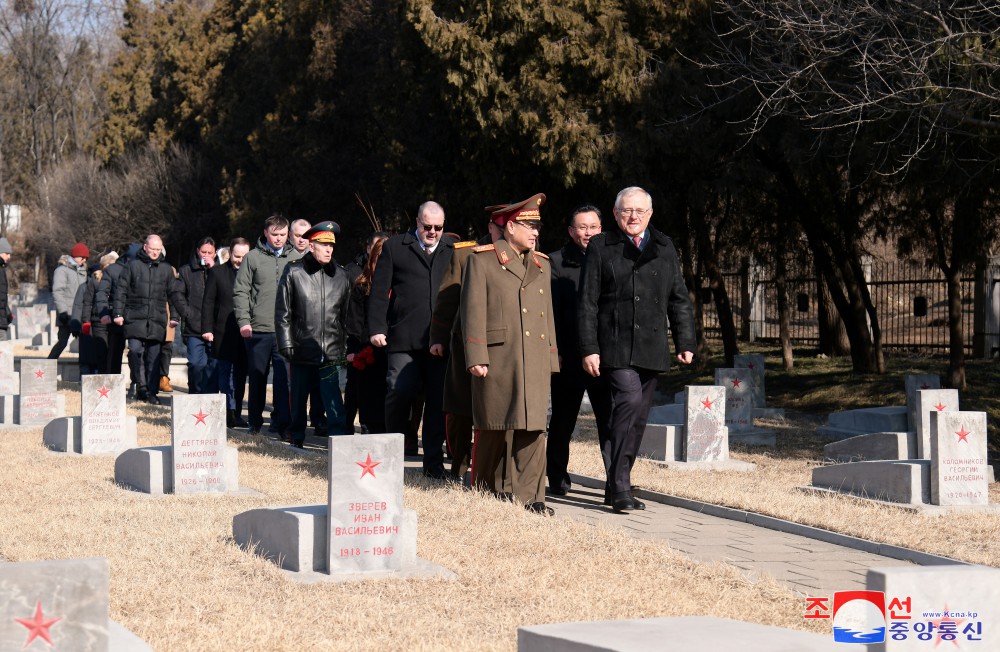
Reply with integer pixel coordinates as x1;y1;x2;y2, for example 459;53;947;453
578;186;696;514
202;237;251;428
461;193;559;515
112;234;177;405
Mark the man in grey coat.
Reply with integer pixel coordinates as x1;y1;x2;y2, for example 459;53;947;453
48;242;89;359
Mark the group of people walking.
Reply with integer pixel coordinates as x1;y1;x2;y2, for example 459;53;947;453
18;183;696;517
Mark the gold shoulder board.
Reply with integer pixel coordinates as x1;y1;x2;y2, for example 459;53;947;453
473;244;495;253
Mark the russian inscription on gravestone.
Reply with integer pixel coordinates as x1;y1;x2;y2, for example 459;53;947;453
684;386;728;462
0;557;109;652
734;354;766;408
904;374;940;431
81;374;128;455
327;434;410;574
930;410;988;506
0;339;17;395
18;360;59;426
171;393;228;495
715;368;753;432
914;389;959;460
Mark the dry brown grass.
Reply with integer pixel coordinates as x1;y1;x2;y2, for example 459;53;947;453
0;389;825;651
568;415;1000;568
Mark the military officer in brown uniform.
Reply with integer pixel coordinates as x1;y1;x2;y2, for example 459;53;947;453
461;193;559;515
430;219;503;484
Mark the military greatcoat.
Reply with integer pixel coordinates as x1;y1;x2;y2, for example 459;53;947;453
461;239;559;431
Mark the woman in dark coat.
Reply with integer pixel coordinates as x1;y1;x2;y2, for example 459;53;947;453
345;235;389;433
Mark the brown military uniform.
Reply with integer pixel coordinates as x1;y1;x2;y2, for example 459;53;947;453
430;239;479;480
461;238;559;505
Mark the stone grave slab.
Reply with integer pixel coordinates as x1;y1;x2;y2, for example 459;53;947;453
114;445;240;495
14;360;64;426
817;406;908;440
914;388;958;460
734;353;766;408
13;304;49;345
0;340;17;395
867;565;1000;651
44;374;137;455
823;431;916;463
715;368;753;432
172;393;229;495
637;424;683;462
646;403;684;425
232;433;455;583
0;557;152;652
518;616;841;652
684;385;727;462
812;460;929;504
930;410;988;506
904;373;940;431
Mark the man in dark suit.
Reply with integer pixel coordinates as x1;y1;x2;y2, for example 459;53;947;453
368;201;455;478
578;186;696;513
202;237;250;428
546;205;611;496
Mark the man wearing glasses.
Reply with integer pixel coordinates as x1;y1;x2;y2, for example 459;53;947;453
578;186;696;513
368;201;455;478
546;205;611;497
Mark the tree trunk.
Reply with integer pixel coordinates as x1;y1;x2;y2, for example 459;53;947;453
945;267;966;389
775;253;793;369
816;267;849;356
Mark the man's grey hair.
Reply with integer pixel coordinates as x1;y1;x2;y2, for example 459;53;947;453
614;187;653;211
417;201;445;222
290;218;311;232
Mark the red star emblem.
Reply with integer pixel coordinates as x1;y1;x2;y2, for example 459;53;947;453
747;362;755;369
701;397;714;410
731;378;742;388
934;403;946;411
34;369;44;379
98;385;110;399
15;601;62;647
192;409;209;426
955;425;971;443
356;453;381;479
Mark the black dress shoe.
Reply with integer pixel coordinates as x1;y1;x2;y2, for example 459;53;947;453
145;395;161;406
526;502;555;516
630;496;646;510
292;440;305;449
612;497;635;514
247;426;261;436
548;483;568;496
233;415;249;428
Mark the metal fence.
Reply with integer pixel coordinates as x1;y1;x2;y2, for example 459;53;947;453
700;261;990;355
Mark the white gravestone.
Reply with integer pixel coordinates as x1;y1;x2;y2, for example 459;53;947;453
930;411;988;506
172;393;229;495
81;374;131;454
14;304;49;345
904;374;940;431
327;433;416;574
0;339;17;395
914;389;958;460
17;360;62;426
715;368;753;432
683;386;728;462
734;354;766;408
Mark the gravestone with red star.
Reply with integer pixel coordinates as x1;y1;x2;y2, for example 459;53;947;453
904;374;940;432
914;389;959;460
327;433;415;574
14;304;47;345
930;410;988;506
683;386;728;462
0;339;17;396
171;393;228;495
0;557;109;651
80;374;129;455
714;368;753;432
734;354;766;408
17;359;61;426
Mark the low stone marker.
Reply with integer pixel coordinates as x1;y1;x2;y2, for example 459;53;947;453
0;557;152;651
518;616;840;651
867;565;1000;651
914;388;958;460
734;353;765;408
904;373;940;431
114;393;240;495
0;339;17;396
233;433;454;582
43;374;137;455
715;368;775;446
930;410;988;506
13;303;50;346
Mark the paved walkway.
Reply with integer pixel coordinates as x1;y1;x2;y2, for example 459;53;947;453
544;478;917;596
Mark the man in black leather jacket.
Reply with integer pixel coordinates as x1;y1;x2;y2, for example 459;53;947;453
276;221;351;447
